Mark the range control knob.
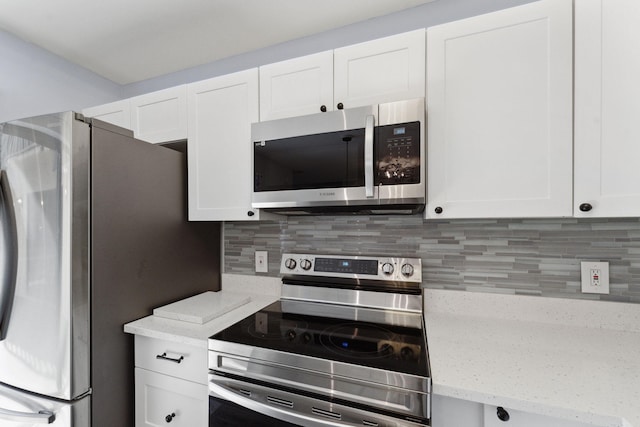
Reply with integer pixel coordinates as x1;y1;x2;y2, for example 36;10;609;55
300;259;312;270
401;263;414;278
381;262;394;276
284;258;297;270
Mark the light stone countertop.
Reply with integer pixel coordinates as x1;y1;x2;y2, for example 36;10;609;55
424;289;640;427
123;274;281;348
124;275;640;426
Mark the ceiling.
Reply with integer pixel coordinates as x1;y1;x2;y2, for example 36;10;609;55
0;0;434;85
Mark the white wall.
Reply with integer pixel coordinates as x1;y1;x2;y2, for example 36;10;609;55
0;30;121;123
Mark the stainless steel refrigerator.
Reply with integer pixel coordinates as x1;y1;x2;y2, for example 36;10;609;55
0;112;221;426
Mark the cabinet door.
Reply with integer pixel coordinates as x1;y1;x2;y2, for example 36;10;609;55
82;99;131;129
130;85;188;143
574;0;640;217
334;29;425;109
259;51;333;120
426;0;573;219
484;405;594;427
187;69;276;221
135;368;207;427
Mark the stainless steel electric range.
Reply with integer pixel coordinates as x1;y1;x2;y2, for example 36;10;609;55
208;253;431;427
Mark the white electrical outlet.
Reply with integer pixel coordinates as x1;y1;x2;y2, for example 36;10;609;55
255;251;268;273
581;261;609;294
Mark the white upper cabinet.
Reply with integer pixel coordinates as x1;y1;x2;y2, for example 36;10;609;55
187;69;276;221
574;0;640;217
130;85;188;143
334;29;425;109
259;30;426;121
259;51;333;121
82;99;131;129
426;0;573;219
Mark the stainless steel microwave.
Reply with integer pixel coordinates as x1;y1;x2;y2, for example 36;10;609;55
251;98;425;215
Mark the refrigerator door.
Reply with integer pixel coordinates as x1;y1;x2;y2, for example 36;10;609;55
0;112;90;400
0;381;90;426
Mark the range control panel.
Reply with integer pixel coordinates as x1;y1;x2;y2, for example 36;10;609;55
280;253;422;283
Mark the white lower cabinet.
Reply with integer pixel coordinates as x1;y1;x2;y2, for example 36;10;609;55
431;394;484;427
135;368;208;427
483;405;594;427
133;335;208;427
432;396;598;427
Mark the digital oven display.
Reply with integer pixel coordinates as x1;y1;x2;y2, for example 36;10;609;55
313;258;378;275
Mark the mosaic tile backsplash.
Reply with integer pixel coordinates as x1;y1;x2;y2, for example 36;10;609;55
224;216;640;304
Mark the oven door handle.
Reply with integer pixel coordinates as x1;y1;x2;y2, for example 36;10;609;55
209;381;350;427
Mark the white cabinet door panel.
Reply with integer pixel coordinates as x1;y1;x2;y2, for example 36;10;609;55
426;0;572;219
259;51;333;120
334;29;426;109
188;69;275;221
574;0;640;217
82;99;131;129
484;405;594;427
130;85;187;143
135;368;207;427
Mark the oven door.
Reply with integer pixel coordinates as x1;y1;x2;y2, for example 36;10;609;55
209;372;430;427
209;395;300;427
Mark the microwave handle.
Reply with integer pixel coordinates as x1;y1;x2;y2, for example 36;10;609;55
364;115;375;198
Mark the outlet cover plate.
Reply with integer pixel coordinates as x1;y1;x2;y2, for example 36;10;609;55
255;251;268;273
580;261;609;294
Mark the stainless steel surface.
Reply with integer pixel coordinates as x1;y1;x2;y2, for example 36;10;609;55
210;379;428;427
0;112;83;400
209;348;429;425
365;114;375;198
209;344;430;394
209;251;430;426
251;104;376;142
1;112;222;427
280;253;422;283
281;285;423;313
279;299;423;328
0;382;90;426
251;98;425;213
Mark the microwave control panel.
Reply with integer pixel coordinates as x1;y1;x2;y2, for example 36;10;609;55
375;121;421;185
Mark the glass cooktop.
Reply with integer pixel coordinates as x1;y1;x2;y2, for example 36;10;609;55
210;300;429;377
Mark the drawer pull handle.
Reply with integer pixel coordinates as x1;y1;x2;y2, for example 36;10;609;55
156;353;184;364
165;412;176;423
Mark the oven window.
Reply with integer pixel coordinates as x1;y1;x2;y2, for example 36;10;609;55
253;128;365;192
210;396;301;426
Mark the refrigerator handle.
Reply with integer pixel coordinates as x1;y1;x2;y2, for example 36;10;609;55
0;407;55;424
0;169;18;341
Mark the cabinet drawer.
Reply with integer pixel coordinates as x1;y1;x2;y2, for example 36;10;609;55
134;335;207;384
135;368;208;427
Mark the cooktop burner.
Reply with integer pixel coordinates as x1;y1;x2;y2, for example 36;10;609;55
210;300;428;376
